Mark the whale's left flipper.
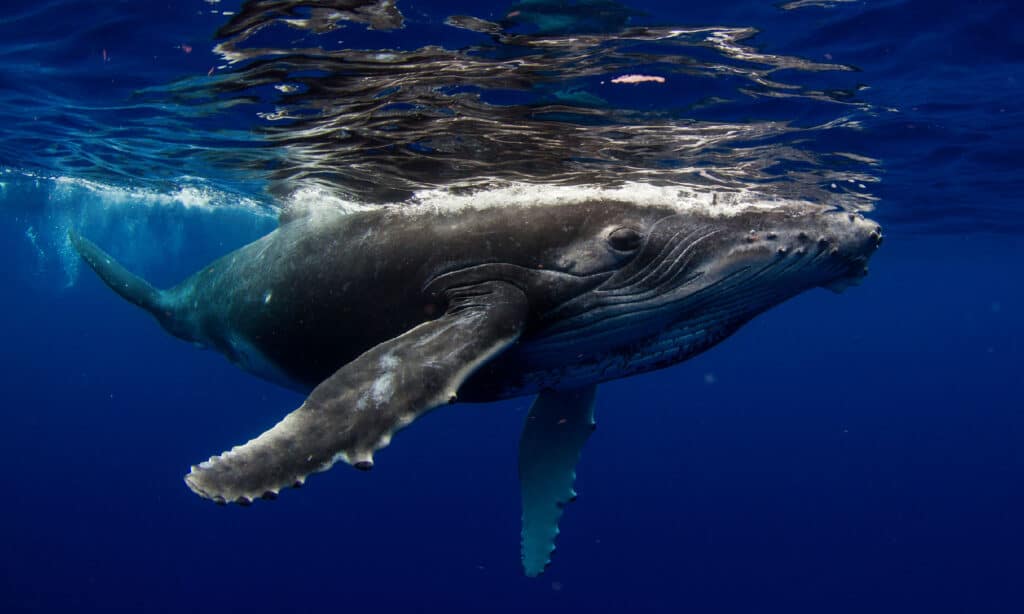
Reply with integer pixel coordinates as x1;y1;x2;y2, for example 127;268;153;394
185;281;529;504
519;385;598;577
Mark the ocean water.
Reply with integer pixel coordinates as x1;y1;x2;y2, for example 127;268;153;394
1;1;1022;612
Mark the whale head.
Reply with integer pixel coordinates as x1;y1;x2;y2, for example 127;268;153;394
603;205;884;302
524;199;883;381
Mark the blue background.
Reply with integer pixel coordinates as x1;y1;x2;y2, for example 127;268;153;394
2;1;1023;612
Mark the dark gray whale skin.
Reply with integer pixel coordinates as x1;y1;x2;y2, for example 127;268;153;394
72;196;881;575
136;200;878;398
172;201;673;397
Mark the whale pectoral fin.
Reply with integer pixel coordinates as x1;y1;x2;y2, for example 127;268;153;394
518;385;598;577
184;281;529;505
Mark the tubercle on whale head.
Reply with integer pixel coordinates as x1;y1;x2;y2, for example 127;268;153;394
728;208;879;272
596;206;878;289
669;208;883;301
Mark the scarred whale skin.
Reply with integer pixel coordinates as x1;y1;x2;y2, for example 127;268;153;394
72;188;882;576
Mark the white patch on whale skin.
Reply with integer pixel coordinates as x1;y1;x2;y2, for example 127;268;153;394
282;186;378;221
356;353;400;411
283;181;871;224
405;183;841;217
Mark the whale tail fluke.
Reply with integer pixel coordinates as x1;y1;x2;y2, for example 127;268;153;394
68;229;194;341
68;229;162;311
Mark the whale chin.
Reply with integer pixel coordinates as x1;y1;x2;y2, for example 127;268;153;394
822;260;872;294
823;275;864;294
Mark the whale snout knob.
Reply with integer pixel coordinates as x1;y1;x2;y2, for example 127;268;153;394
835;212;884;257
816;213;883;293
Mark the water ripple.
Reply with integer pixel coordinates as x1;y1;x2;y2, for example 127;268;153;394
157;0;877;207
0;0;889;214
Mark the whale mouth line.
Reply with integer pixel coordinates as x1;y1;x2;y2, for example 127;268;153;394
533;237;866;356
533;259;768;350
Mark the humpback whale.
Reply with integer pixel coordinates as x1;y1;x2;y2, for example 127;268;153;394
71;189;882;576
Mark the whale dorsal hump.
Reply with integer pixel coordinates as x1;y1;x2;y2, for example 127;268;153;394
277;198;373;225
277;205;306;225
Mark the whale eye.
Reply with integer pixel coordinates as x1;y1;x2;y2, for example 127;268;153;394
607;227;642;252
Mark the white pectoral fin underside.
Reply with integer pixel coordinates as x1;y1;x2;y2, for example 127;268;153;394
518;384;598;577
184;281;529;505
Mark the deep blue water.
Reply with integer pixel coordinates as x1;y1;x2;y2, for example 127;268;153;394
2;1;1023;612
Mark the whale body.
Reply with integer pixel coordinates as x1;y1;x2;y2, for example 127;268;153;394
72;189;882;575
